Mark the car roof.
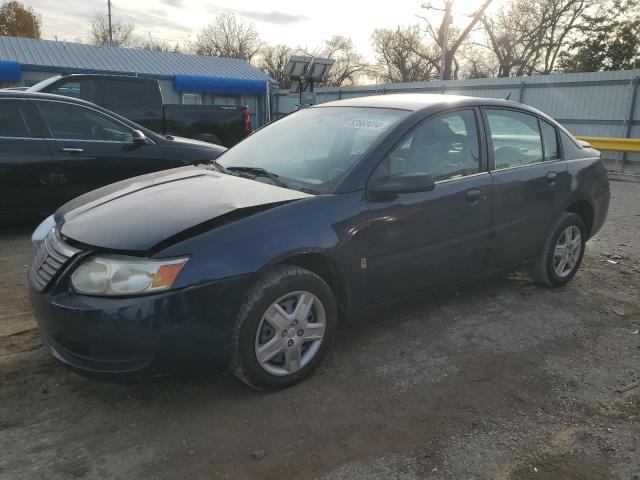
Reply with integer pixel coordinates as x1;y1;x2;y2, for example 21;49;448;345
314;93;533;112
0;90;161;139
0;89;94;103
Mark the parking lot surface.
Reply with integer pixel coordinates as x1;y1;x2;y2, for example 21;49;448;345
1;179;639;480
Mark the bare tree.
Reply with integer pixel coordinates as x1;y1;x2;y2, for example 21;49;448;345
419;0;494;80
456;43;499;78
88;12;134;47
481;0;590;76
536;0;589;74
192;12;262;62
370;25;440;82
133;38;179;53
481;0;543;76
258;44;293;87
320;36;368;87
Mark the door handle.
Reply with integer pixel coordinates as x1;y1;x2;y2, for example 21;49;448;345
465;189;484;205
546;171;557;185
60;147;84;153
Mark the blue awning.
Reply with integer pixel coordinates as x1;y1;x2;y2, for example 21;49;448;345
0;60;20;81
173;75;266;95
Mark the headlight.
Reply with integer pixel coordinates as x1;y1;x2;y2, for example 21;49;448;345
32;215;56;247
70;255;189;297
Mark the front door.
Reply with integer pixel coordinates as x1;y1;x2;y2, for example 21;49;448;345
482;108;570;270
365;109;493;304
33;99;171;208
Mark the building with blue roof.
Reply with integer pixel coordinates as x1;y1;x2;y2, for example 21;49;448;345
0;35;277;125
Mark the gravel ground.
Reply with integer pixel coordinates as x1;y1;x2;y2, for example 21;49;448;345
1;179;639;480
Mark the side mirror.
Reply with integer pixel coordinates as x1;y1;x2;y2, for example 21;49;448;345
132;129;148;144
370;172;436;198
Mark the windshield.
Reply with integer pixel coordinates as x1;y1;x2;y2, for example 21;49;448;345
217;107;409;193
26;76;62;92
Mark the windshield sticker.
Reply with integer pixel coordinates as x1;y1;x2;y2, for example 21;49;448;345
343;119;389;131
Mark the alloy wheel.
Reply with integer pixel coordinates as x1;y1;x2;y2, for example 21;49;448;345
254;291;326;376
553;225;582;278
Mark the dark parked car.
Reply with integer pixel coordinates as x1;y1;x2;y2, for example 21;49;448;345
29;94;610;390
0;91;226;220
27;74;253;147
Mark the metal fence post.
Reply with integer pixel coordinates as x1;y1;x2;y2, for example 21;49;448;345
518;81;526;103
622;76;639;165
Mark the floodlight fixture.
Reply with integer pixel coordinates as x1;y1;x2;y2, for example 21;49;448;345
282;55;312;78
307;57;335;83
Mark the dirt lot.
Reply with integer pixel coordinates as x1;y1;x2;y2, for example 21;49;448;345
1;179;639;480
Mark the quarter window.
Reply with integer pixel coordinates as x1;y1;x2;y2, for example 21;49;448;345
37;101;134;142
0;100;33;137
486;109;543;169
375;109;481;182
540;120;560;160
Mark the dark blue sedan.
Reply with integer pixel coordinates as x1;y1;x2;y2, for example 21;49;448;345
28;94;610;390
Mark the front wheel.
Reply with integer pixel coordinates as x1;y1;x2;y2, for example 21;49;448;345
529;212;586;287
231;266;337;390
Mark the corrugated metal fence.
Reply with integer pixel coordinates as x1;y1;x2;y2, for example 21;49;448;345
273;70;640;170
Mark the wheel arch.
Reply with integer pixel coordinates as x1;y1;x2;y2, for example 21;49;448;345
565;200;594;237
187;124;226;145
258;250;351;312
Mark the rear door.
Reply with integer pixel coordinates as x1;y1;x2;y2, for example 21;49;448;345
0;98;55;218
482;108;569;270
33;99;174;207
366;108;493;303
101;77;163;133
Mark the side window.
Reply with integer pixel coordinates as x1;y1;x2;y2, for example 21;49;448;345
104;79;147;107
50;79;97;103
540;120;560;160
374;110;481;182
0;100;34;137
486;109;543;169
37;101;133;142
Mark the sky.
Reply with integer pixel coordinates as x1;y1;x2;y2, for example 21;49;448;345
26;0;505;61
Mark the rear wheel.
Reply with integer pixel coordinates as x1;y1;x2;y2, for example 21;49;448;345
231;266;337;390
193;133;223;146
529;212;586;287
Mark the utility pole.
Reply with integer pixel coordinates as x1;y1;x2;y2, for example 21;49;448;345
439;0;453;81
107;0;113;46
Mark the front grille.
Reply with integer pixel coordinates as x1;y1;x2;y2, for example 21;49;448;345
29;228;81;292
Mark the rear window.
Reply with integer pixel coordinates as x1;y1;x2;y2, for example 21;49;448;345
104;79;147;106
0;100;33;137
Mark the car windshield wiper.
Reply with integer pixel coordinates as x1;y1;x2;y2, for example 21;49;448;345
225;166;289;189
209;159;230;173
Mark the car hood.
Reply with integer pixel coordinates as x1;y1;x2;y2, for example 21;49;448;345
58;167;311;252
167;135;226;151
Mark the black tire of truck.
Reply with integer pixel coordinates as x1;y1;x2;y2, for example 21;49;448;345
193;133;223;146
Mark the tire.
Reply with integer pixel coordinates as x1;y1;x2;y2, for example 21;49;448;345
193;133;223;146
230;265;337;390
529;212;586;287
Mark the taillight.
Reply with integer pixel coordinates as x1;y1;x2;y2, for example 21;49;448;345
242;107;252;133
